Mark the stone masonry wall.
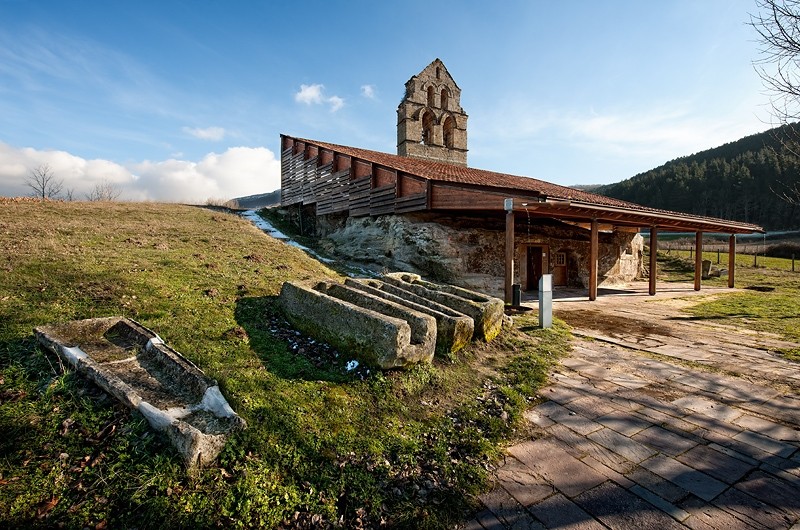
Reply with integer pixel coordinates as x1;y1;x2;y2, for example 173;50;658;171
323;213;643;297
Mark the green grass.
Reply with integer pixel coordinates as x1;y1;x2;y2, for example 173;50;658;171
653;250;800;361
661;248;799;272
0;202;567;529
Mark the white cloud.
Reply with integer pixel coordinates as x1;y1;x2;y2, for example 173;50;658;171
182;126;226;141
294;83;345;112
0;142;280;203
361;84;376;99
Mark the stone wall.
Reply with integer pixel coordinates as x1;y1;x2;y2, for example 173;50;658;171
323;213;643;297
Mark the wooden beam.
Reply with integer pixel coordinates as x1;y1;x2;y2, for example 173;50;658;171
728;234;736;288
694;231;703;291
505;210;515;304
649;226;658;296
589;218;598;301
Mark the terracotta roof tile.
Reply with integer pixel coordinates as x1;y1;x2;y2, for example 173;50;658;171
286;135;763;233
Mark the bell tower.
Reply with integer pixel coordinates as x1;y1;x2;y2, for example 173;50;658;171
397;59;468;166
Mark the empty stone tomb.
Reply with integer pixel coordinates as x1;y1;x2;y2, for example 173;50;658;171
278;273;506;369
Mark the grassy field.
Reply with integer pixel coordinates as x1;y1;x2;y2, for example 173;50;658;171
0;202;568;529
654;252;800;360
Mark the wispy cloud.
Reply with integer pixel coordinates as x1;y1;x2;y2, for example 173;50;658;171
182;126;226;141
294;83;344;112
361;84;376;99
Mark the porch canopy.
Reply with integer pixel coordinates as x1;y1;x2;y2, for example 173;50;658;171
279;135;765;303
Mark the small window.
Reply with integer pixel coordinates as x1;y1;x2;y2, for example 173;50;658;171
442;116;455;148
555;252;567;267
427;86;435;107
436;67;440;79
441;88;449;110
422;110;435;145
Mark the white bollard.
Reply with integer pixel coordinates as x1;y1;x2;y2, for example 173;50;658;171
539;274;553;329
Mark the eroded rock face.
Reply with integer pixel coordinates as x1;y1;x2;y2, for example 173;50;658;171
324;214;644;296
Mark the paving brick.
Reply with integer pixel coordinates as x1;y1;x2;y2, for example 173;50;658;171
682;412;743;438
523;408;554;429
625;467;690;503
679;494;755;530
540;403;603;436
734;469;800;517
474;509;506;530
633;405;700;432
606;374;649;390
564;396;618;420
596;410;653;436
588;427;657;463
733;430;797;458
479;486;530;528
580;454;635;488
676;444;755;484
713;487;795;529
549;424;635;475
672;396;744;423
544;385;584;405
573;481;687;529
460;517;489;530
632;425;698;456
527;492;605;530
707;442;759;466
507;437;607;498
733;414;800;442
495;457;554;507
629;484;691;522
641;454;728;501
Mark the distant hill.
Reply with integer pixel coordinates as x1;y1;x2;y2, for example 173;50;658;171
227;190;281;209
596;124;800;230
570;184;603;192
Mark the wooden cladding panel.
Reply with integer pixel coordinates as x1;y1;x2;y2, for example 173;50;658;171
398;174;426;197
348;177;371;217
395;193;427;213
429;184;507;210
369;184;397;216
374;167;397;188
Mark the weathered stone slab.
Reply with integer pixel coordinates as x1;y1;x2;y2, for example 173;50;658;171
587;427;657;463
35;317;246;469
315;281;437;354
383;272;504;341
344;278;474;355
676;444;754;484
528;493;605;530
632;425;699;456
279;281;433;369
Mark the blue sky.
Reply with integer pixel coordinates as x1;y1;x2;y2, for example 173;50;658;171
0;0;774;202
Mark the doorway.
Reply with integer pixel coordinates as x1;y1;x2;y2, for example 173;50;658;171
526;246;545;290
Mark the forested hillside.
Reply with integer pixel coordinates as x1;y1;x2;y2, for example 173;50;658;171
597;124;800;229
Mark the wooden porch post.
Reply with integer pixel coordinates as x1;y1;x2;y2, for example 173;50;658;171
728;234;736;288
589;218;598;301
694;231;703;291
649;226;658;296
505;209;515;304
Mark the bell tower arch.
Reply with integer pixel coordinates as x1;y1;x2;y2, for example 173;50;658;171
397;58;468;166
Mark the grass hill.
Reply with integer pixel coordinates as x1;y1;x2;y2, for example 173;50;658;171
0;201;566;529
596;124;800;230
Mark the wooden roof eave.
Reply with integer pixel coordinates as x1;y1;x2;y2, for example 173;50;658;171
519;200;763;235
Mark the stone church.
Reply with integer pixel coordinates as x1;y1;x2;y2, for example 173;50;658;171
279;59;761;299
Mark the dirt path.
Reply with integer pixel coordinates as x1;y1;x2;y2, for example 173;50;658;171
463;282;800;529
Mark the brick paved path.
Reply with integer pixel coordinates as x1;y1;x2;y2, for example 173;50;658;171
463;283;800;530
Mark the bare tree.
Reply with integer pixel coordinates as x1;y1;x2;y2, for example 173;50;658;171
25;164;64;200
751;1;800;204
86;179;122;201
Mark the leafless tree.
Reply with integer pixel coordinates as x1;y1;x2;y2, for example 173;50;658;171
751;1;800;204
25;164;64;200
86;179;122;201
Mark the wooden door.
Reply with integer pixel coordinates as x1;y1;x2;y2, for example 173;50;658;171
553;251;567;286
526;246;543;290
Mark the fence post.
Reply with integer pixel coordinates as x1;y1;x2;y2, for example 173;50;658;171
793;253;796;272
690;247;693;260
753;251;757;268
717;249;720;264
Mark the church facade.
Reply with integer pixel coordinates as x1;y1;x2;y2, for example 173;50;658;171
279;59;761;299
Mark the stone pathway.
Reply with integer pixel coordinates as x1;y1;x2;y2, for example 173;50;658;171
463;283;800;529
